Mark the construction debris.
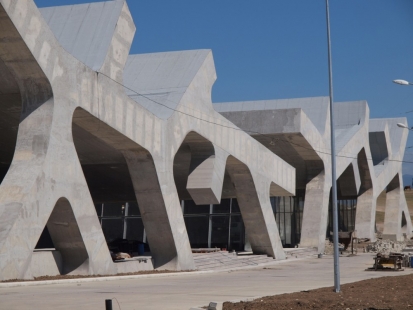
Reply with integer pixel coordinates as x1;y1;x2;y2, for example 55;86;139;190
323;239;345;255
365;239;407;254
366;252;407;271
110;251;131;261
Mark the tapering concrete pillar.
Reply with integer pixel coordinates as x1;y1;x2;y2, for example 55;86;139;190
354;149;376;241
123;150;195;270
226;156;285;259
355;189;376;241
401;197;412;238
383;174;403;241
300;170;331;253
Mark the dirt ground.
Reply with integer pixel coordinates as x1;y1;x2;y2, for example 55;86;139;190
222;190;413;310
223;273;413;310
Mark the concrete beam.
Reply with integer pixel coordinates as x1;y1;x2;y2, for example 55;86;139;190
187;143;228;205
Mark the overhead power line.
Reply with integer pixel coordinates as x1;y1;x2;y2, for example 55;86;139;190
97;71;413;165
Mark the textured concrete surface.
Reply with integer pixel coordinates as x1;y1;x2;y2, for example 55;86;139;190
216;99;411;251
0;0;294;281
0;0;410;282
0;253;412;310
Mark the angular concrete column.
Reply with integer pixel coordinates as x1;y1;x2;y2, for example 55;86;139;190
187;144;228;205
401;198;412;238
383;174;402;240
0;100;115;281
355;189;376;240
123;150;194;270
226;156;285;259
299;170;331;252
354;149;375;240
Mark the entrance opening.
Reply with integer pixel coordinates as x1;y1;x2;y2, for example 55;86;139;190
72;108;147;254
180;198;245;251
173;132;246;251
327;189;357;239
271;189;305;248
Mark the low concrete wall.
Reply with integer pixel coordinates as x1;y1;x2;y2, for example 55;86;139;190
114;257;154;273
29;250;154;277
28;250;63;278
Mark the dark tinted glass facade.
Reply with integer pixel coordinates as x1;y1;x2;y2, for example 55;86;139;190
90;194;357;251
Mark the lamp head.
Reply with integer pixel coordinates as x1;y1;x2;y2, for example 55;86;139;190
393;79;411;85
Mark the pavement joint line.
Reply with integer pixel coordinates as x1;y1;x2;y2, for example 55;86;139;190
0;256;315;288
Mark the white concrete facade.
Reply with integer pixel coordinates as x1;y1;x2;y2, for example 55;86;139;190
216;99;412;252
0;0;409;281
0;0;294;281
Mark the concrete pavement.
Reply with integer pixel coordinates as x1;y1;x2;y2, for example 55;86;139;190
1;253;412;310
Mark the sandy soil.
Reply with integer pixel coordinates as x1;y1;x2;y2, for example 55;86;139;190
223;273;413;310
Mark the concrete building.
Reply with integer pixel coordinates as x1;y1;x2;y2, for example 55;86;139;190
0;0;410;281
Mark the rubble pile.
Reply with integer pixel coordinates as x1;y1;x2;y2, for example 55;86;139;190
323;239;345;255
365;239;407;254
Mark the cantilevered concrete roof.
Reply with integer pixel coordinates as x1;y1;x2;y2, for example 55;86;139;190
214;97;329;135
39;0;124;71
123;50;211;119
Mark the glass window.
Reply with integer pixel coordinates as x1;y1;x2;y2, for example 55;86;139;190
271;195;303;247
101;218;124;242
213;198;230;214
127;201;140;216
231;198;240;213
183;200;210;214
229;215;244;251
211;215;230;249
327;198;357;237
125;218;144;241
184;216;209;248
102;202;124;217
95;203;103;217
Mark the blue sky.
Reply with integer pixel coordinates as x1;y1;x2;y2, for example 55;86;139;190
35;0;413;174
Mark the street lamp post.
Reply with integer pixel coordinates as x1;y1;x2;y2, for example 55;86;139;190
326;0;340;293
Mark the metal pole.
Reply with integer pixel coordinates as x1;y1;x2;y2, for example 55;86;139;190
326;0;340;292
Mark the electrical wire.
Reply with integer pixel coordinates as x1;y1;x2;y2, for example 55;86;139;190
96;71;413;165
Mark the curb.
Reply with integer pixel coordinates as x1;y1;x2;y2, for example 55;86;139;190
0;255;314;288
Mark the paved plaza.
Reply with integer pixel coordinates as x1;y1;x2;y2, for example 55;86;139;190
1;253;412;310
